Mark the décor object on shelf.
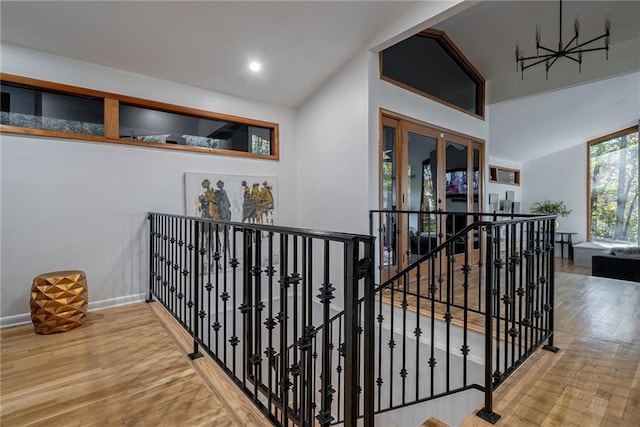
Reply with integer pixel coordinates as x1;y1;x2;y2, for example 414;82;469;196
30;270;88;334
515;0;610;80
489;191;520;214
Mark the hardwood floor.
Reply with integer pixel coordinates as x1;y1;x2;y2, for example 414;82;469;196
0;303;270;427
2;259;637;426
460;262;640;426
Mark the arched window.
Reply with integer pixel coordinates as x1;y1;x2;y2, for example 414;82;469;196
380;29;485;118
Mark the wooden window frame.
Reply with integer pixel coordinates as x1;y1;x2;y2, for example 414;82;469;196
586;125;639;242
0;73;280;160
489;165;521;186
379;28;486;120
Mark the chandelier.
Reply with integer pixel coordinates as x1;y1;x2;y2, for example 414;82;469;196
515;0;611;79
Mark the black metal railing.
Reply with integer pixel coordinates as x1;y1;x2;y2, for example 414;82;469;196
147;213;374;427
370;210;557;423
148;210;556;426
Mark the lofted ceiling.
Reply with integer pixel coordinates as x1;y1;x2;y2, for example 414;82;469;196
1;1;639;163
432;0;640;163
433;1;640;104
0;1;415;108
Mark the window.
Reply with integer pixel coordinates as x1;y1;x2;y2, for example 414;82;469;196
0;73;279;160
0;81;104;136
119;104;273;155
380;29;485;118
588;127;639;245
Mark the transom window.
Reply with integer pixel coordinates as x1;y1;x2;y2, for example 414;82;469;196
380;29;485;118
0;73;279;160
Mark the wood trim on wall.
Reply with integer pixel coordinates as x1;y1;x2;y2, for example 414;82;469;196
379;108;485;144
0;72;280;160
378;28;486;120
104;98;119;140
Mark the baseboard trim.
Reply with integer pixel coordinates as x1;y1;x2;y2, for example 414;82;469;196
0;293;146;329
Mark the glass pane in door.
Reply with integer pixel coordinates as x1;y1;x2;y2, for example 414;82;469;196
382;125;397;266
472;147;481;249
407;131;438;262
445;141;468;254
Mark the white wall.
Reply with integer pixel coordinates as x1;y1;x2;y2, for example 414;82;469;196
295;51;371;235
522;144;588;243
1;45;297;322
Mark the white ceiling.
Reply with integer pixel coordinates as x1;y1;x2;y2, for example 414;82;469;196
1;1;639;163
432;0;640;163
0;1;415;108
434;1;640;104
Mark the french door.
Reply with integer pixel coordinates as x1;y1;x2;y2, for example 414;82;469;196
380;114;484;275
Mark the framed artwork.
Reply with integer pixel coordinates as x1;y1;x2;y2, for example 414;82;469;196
184;172;278;225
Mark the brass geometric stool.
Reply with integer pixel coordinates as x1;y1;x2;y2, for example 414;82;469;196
30;270;88;334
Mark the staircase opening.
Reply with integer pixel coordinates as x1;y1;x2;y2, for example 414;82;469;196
147;210;557;426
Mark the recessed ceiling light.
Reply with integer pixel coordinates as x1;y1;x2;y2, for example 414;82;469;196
249;61;261;72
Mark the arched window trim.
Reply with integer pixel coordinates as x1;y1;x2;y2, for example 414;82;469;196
379;28;486;119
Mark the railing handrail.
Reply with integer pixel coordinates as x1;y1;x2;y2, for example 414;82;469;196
369;209;557;424
148;211;556;426
148;211;373;244
376;220;490;290
369;208;554;218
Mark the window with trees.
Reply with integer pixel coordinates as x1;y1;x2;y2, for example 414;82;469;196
588;126;639;245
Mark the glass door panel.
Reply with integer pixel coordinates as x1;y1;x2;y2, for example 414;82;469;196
472;146;481;250
382;123;398;268
379;114;485;272
407;131;439;263
445;140;469;255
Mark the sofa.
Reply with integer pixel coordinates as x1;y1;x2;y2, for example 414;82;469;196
591;246;640;283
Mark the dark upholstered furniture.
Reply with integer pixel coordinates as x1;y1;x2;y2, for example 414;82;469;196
591;246;640;283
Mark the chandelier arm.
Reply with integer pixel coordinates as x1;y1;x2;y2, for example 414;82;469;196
519;51;559;61
521;56;554;71
559;54;581;64
568;33;609;51
565;44;608;55
548;56;560;69
564;34;578;49
574;46;610;54
538;45;562;55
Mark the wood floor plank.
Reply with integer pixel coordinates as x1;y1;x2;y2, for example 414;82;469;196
1;303;270;427
460;262;640;427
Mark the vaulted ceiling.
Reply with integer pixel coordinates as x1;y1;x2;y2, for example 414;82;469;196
2;1;639;162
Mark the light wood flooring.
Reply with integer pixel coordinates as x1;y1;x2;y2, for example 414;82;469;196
2;259;638;426
460;262;640;426
0;303;270;427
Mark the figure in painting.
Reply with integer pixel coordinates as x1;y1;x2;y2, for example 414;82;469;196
215;180;231;221
241;180;275;224
241;181;255;223
197;179;218;218
260;181;275;225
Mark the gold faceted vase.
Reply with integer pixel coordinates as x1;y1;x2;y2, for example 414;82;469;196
30;270;88;334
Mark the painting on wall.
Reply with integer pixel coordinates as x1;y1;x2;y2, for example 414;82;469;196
184;172;278;225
